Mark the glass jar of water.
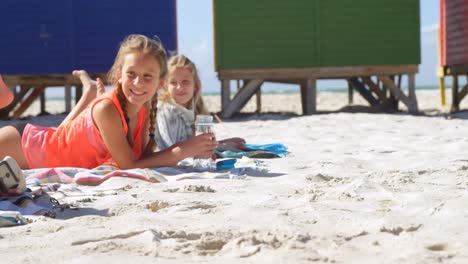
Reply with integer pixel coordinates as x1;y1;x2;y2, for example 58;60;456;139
193;115;215;171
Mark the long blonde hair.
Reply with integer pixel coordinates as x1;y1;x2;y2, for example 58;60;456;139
159;54;208;115
107;34;168;153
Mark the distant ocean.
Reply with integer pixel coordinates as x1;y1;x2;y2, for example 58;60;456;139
43;85;440;100
203;85;441;96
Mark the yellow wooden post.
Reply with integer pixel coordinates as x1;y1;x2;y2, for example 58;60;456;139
437;26;446;106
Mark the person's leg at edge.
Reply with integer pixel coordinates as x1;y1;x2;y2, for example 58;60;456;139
0;74;14;109
0;126;29;169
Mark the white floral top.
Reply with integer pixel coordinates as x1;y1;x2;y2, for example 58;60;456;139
155;102;195;150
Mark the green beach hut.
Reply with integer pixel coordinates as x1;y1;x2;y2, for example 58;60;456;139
213;0;421;116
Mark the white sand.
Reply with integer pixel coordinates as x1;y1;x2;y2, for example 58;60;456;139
1;89;468;263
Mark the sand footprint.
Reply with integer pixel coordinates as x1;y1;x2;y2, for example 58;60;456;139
426;243;448;251
73;230;161;256
380;224;422;236
186;201;217;212
152;230;230;257
165;201;217;214
163;185;216;193
183;185;216;193
220;231;326;260
220;233;284;257
305;173;344;183
146;200;171;212
378;150;396;154
324;178;394;201
72;230;149;246
425;243;456;261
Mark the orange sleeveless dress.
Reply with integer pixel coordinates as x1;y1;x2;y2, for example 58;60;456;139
22;90;147;169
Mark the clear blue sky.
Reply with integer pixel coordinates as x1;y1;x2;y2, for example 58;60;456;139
177;0;440;93
420;0;439;26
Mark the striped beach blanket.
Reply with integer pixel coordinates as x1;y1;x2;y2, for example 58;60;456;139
24;165;236;186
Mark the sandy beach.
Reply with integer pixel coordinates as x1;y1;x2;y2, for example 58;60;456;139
1;89;468;263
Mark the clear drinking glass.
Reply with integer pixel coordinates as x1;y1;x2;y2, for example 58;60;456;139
193;115;215;171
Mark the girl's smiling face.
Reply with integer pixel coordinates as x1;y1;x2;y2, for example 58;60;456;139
118;52;163;108
167;67;195;108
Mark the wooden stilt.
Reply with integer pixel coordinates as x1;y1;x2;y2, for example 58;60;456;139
6;85;30;114
221;79;263;118
380;78;388;98
455;75;468;107
378;76;417;113
221;80;231;113
407;74;418;113
439;76;446;106
65;84;72;113
348;78;380;106
362;77;388;104
347;80;353;104
451;75;459;112
40;92;46;114
385;76;398;110
300;80;307;114
12;86;47;118
457;83;468;103
301;79;316;115
256;87;262;113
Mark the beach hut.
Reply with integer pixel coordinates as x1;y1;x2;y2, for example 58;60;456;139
213;0;420;117
439;0;468;112
0;0;177;118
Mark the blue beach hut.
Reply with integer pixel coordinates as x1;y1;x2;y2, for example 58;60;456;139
0;0;177;118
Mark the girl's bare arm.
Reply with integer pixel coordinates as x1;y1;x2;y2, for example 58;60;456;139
93;100;217;169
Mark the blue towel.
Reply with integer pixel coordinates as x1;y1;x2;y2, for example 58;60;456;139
216;143;288;159
244;143;289;157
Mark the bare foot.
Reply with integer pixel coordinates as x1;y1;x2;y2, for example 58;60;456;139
0;74;14;109
72;70;98;102
72;70;94;88
61;70;105;125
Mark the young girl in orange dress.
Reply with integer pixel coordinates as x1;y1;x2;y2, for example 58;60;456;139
0;34;217;170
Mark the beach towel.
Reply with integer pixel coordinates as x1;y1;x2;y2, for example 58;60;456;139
0;211;28;227
216;143;289;159
23;166;233;185
0;188;62;219
24;166;168;186
23;156;268;185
